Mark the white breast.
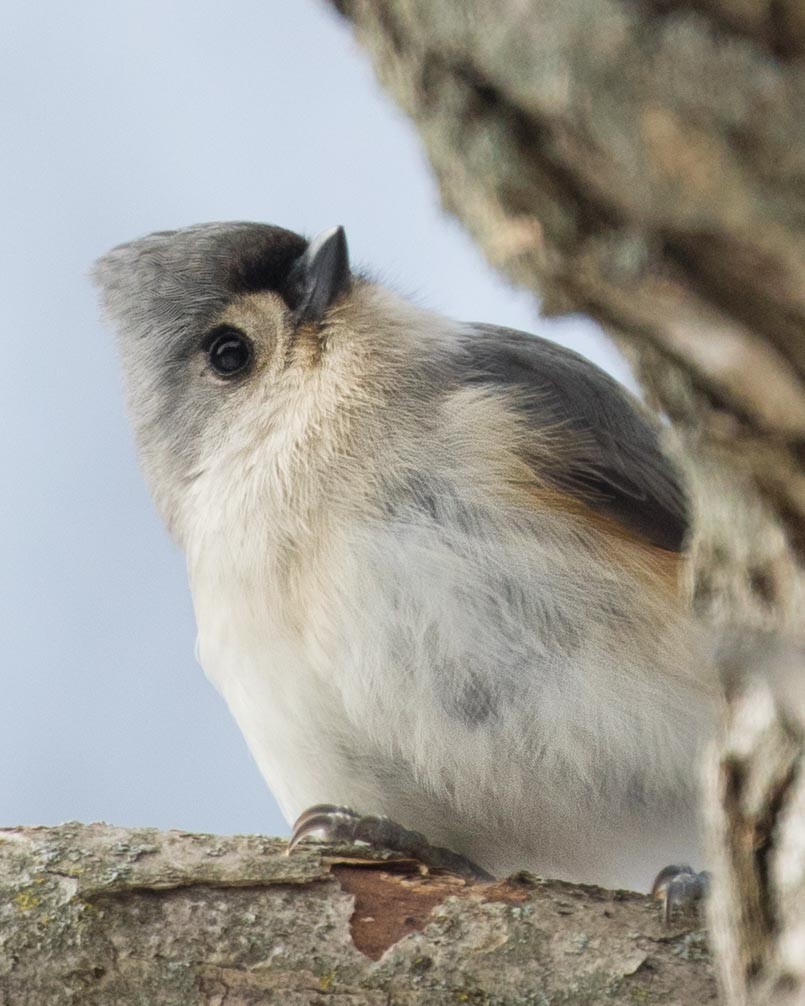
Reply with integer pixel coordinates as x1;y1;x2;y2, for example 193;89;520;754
188;455;714;891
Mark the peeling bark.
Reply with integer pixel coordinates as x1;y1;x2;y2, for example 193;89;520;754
0;823;715;1005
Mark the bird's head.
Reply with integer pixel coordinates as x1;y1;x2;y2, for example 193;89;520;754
94;222;359;539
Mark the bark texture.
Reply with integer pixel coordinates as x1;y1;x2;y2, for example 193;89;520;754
0;823;715;1005
325;3;805;1003
704;639;805;1006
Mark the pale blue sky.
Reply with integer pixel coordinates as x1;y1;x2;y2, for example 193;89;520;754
2;1;628;836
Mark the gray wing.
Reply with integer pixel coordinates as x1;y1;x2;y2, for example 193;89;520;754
458;325;688;552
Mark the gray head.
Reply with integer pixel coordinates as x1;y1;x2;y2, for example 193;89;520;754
94;222;352;536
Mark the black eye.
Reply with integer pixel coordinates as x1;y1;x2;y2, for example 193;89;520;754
204;327;254;379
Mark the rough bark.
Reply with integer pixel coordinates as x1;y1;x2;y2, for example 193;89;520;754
0;823;715;1005
704;639;805;1006
323;3;805;1003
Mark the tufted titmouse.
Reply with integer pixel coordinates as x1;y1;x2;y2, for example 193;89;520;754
94;222;717;893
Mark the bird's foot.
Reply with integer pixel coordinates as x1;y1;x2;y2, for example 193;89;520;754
288;803;493;880
651;864;710;924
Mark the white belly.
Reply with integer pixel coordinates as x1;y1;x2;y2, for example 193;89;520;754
190;517;714;892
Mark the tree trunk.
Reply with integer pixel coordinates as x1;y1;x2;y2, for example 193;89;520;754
0;823;716;1004
326;3;805;1003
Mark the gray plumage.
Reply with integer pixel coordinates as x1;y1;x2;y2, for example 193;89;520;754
455;328;687;551
95;221;716;890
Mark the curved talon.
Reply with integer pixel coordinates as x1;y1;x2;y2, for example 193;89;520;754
287;815;333;854
293;803;356;831
288;805;361;854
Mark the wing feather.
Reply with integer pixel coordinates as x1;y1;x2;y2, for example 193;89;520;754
457;325;688;552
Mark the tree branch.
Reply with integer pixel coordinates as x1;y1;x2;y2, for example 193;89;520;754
0;822;715;1004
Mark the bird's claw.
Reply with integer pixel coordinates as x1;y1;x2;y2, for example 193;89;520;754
287;804;386;853
288;803;493;880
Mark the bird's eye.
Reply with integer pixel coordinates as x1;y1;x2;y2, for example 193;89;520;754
204;327;253;379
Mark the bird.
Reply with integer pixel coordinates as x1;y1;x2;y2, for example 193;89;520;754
94;221;717;895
